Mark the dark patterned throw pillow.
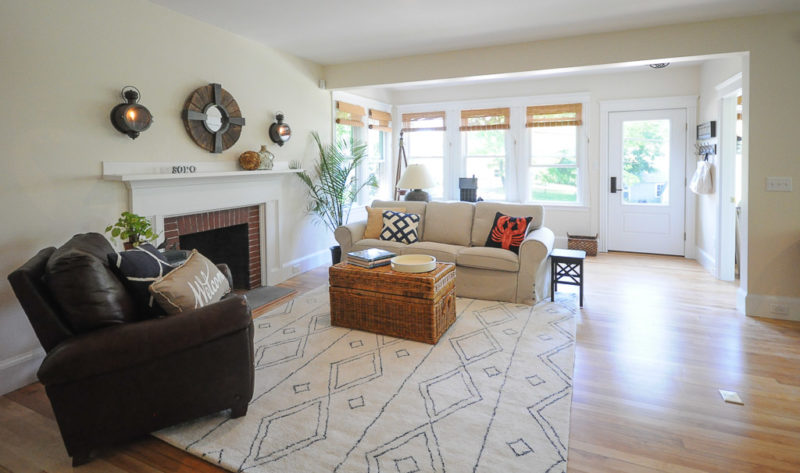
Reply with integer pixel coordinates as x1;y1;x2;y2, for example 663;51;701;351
107;243;175;317
484;212;533;254
380;210;420;244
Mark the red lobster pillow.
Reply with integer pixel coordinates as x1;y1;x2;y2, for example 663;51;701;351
484;212;533;254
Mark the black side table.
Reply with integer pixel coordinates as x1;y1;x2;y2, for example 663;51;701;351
550;248;586;307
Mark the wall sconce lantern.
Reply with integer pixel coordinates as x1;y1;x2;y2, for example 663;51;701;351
110;86;153;139
269;112;291;146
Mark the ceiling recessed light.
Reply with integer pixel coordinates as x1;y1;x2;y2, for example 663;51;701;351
649;63;670;69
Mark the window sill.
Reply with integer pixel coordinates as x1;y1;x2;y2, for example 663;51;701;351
430;198;589;212
536;203;590;212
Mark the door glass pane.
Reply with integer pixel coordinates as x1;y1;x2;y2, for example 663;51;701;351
464;129;506;201
621;120;670;205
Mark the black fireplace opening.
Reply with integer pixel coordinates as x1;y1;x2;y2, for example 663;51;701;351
179;223;250;289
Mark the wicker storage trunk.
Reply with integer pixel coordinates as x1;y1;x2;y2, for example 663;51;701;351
328;262;456;344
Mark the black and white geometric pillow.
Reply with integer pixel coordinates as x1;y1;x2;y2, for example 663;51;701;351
107;243;175;318
380;210;420;244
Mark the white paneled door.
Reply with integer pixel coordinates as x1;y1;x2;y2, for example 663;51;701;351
607;109;687;255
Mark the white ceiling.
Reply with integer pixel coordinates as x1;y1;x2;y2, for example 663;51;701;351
150;0;799;65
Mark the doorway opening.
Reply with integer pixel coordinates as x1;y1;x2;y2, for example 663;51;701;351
717;87;743;282
601;98;695;256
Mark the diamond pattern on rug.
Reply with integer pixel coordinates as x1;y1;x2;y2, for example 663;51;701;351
419;367;481;419
154;286;576;473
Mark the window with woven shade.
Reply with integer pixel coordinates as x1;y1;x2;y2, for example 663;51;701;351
333;99;394;204
334;101;366;158
401;111;446;132
526;103;582;128
460;107;510;131
336;101;365;128
368;109;391;132
401;111;446;198
527;103;583;203
461;108;510;201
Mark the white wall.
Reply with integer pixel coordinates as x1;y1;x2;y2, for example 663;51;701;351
696;57;744;274
0;0;332;394
349;65;702;248
324;13;800;321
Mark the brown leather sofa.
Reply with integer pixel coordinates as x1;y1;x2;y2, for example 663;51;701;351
7;233;255;466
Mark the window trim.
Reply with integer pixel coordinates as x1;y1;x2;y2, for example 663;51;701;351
526;123;585;206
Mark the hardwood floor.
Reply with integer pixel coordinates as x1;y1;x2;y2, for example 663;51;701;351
2;255;798;472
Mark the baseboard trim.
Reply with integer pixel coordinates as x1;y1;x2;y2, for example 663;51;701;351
736;287;747;314
281;249;330;281
0;348;45;396
745;292;800;321
695;247;717;277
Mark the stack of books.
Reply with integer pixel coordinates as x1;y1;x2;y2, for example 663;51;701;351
346;248;397;269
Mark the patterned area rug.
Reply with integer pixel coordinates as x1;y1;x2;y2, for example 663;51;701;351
155;286;577;473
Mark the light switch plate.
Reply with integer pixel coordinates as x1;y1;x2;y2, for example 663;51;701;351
766;177;792;192
719;389;744;405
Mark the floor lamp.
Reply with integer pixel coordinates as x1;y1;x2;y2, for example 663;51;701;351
394;131;408;201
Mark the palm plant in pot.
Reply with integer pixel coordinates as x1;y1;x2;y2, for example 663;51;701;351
105;211;159;249
297;131;378;264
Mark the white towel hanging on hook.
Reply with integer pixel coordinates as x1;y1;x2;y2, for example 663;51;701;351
690;157;713;194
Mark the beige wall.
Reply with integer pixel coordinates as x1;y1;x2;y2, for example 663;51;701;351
696;56;743;272
0;0;332;393
326;13;800;318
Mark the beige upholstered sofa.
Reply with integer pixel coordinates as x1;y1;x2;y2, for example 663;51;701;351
334;200;554;305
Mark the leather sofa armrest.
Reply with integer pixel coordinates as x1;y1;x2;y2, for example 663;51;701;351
217;263;233;288
334;221;367;256
516;226;555;304
38;295;252;385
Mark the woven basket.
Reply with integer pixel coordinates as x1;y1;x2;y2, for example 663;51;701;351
567;233;598;256
328;263;456;344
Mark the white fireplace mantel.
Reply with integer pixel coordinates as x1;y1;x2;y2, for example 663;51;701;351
102;161;301;187
102;161;303;286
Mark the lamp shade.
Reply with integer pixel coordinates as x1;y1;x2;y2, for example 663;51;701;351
397;164;435;190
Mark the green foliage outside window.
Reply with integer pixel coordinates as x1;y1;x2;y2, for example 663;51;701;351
622;121;662;187
537;158;577;186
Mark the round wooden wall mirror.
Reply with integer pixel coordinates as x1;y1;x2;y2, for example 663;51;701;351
182;83;246;153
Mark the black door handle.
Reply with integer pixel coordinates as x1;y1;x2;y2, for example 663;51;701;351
610;176;619;193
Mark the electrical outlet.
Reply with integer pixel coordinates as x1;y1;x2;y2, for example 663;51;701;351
719;389;744;405
769;303;789;315
291;264;301;275
766;177;792;192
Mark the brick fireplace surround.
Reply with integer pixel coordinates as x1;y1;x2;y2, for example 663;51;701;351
163;206;261;289
103;161;301;288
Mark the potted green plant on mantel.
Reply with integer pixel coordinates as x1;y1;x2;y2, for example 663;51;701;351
297;131;377;264
105;211;159;249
